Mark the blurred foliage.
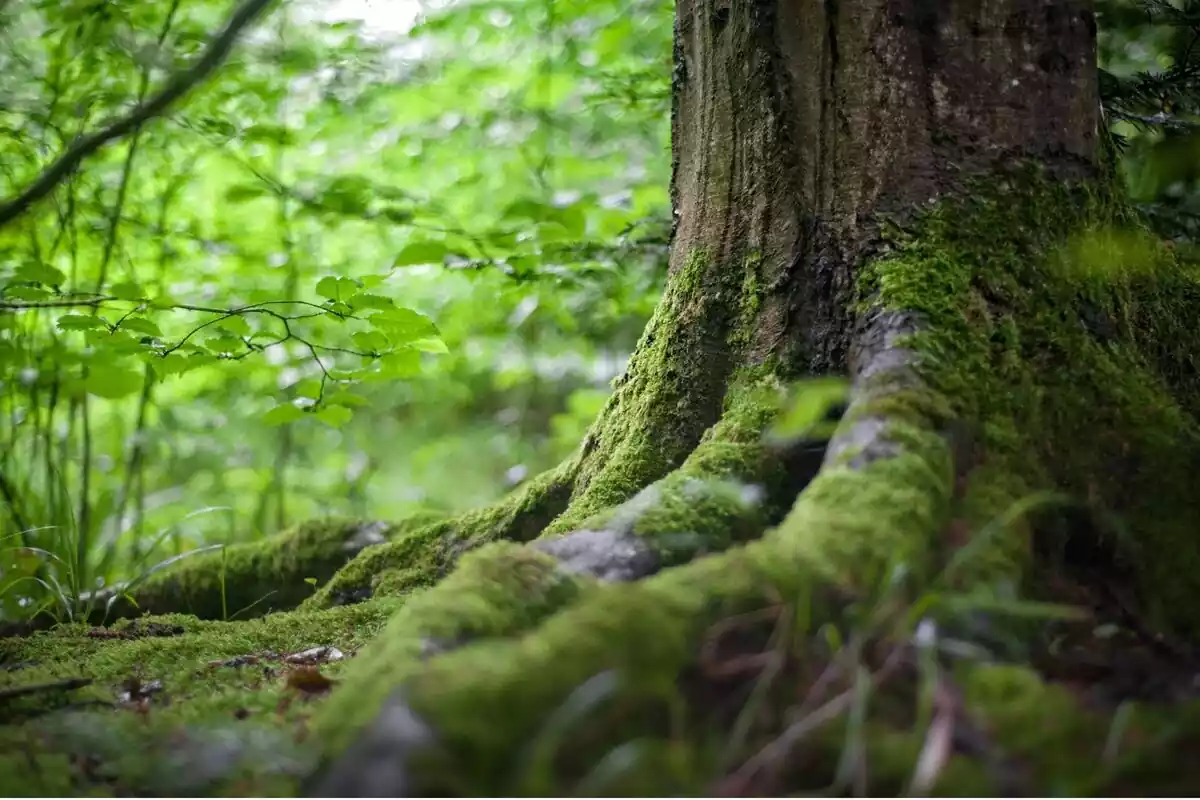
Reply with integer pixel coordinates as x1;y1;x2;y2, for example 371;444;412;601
1099;0;1200;248
0;0;1197;621
0;0;670;620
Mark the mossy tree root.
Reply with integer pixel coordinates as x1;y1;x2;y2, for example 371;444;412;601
304;368;811;613
300;460;579;611
306;305;983;795
11;174;1200;796
31;518;417;629
308;177;1200;795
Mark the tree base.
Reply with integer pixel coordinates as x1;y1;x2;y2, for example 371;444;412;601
5;168;1200;796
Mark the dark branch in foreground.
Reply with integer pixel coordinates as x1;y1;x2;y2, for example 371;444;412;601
0;0;279;229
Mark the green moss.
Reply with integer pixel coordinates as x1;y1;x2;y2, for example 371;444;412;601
956;664;1200;794
860;167;1200;632
768;422;955;594
311;541;590;759
322;436;959;793
730;250;765;350
302;462;575;610
550;247;749;533
546;375;792;565
380;547;772;794
0;598;403;795
102;518;399;623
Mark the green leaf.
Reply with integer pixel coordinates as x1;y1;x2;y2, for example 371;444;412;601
319;175;372;215
353;331;388;353
327;391;369;407
368;308;438;342
119;317;161;336
534;221;574;243
204;335;244;355
147;295;179;310
378;349;420;378
316;276;359;301
358;273;391;290
4;286;50;301
502;198;553;221
410;336;449;354
225;183;268;203
293;378;323;399
218;315;251;336
316;405;353;428
86;329;144;354
554;204;586;237
263;403;306;426
83;365;143;399
109;281;143;300
315;276;338;300
394;240;448;267
769;378;850;442
155;353;217;376
347;293;394;311
938;594;1089;622
381;207;414;224
241;123;294;145
14;263;65;287
57;314;109;331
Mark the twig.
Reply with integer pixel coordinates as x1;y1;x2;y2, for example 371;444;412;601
0;0;279;228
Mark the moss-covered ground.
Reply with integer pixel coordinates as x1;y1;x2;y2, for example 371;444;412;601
5;165;1200;795
0;599;401;795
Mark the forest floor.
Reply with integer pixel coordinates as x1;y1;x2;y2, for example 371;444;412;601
3;548;1200;796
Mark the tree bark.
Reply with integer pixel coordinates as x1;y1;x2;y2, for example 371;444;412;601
7;1;1200;796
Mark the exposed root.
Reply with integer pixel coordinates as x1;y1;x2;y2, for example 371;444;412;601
8;172;1200;796
302;461;578;610
305;173;1200;796
545;247;748;534
308;541;592;769
308;375;960;793
6;518;406;633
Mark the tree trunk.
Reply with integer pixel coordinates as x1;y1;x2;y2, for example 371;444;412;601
7;0;1200;796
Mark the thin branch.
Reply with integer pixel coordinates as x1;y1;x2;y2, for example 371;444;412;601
0;0;279;229
1110;109;1200;130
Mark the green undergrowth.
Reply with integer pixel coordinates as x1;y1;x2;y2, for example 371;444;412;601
861;165;1200;633
953;663;1200;795
309;433;957;791
0;598;402;795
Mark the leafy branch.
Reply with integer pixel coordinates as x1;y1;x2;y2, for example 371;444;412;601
1100;1;1200;130
1;280;445;422
0;0;279;229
